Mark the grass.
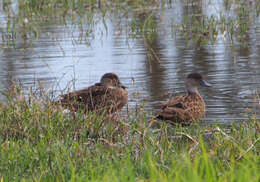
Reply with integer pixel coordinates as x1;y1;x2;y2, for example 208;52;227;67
0;86;259;181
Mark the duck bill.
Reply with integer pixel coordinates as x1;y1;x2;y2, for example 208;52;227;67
200;80;211;87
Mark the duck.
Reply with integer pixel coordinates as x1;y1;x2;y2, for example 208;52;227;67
57;73;128;115
156;73;211;125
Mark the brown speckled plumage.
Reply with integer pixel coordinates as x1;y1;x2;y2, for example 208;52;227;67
157;73;210;125
57;73;128;114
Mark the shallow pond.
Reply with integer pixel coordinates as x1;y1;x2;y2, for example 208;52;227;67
0;0;260;124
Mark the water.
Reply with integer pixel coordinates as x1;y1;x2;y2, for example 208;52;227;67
0;0;260;124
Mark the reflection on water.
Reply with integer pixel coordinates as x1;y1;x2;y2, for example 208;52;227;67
0;0;260;124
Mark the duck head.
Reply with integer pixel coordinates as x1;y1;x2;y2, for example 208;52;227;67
100;73;126;89
185;73;211;94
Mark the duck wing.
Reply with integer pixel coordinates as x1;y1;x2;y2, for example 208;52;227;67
161;95;187;109
59;85;127;113
157;94;194;124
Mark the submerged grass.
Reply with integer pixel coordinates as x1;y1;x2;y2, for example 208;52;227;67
1;0;260;48
0;87;259;181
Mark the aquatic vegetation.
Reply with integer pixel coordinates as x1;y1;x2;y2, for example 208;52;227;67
0;0;259;48
0;86;259;181
179;15;218;46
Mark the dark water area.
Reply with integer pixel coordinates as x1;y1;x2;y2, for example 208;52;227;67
0;0;260;124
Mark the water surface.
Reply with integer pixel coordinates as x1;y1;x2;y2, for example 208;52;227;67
0;0;260;124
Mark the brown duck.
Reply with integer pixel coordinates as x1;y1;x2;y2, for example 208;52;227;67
57;73;128;114
157;73;211;125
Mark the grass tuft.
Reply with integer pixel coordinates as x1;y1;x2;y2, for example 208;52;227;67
0;86;259;181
